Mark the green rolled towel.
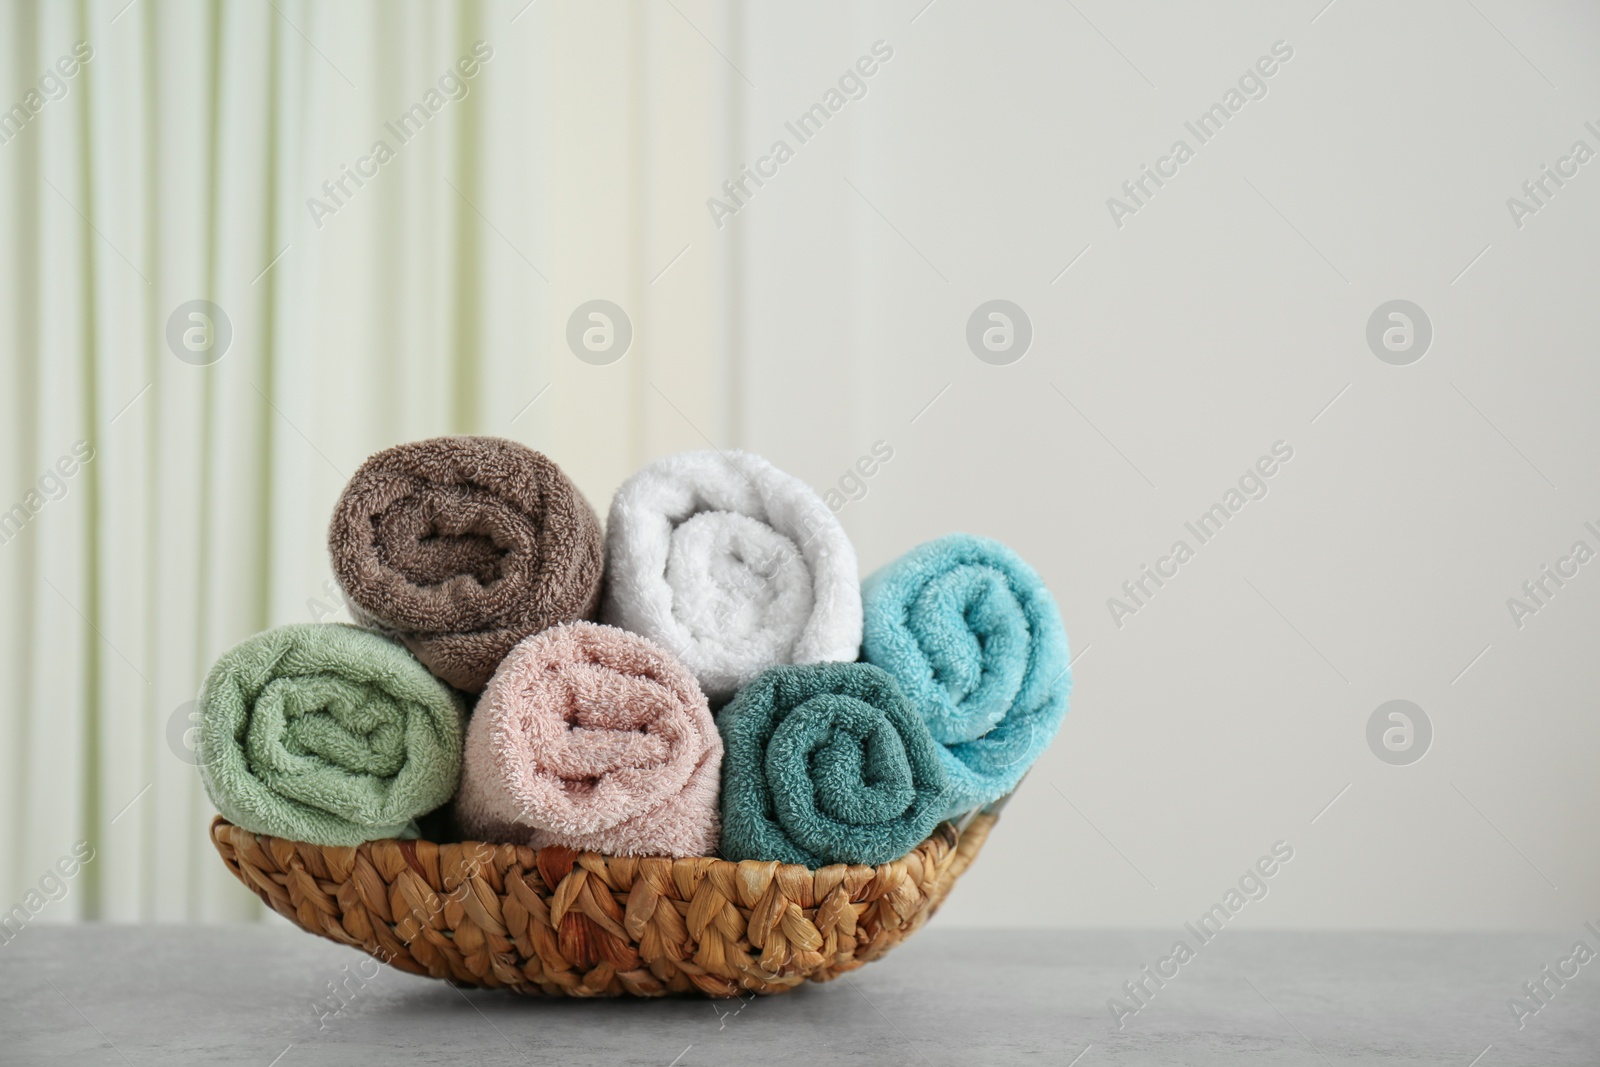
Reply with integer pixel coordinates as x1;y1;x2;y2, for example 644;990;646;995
716;662;952;867
197;623;467;846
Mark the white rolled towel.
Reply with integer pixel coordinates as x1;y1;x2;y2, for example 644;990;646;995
601;450;862;703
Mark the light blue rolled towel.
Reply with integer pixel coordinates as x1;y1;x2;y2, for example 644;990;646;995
861;533;1070;819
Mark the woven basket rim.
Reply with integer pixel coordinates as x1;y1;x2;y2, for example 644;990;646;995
208;814;964;872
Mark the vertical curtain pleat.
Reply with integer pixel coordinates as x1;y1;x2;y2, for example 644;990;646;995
0;2;40;908
145;0;212;921
31;0;95;919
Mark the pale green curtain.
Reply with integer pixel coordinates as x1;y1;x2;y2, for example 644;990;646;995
0;0;740;921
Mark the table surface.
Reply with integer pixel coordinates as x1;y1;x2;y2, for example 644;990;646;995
1;925;1596;1065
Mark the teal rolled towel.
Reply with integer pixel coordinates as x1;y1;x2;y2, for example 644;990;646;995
861;533;1070;819
197;623;467;846
716;662;951;867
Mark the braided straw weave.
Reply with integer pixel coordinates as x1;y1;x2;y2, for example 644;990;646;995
210;812;996;997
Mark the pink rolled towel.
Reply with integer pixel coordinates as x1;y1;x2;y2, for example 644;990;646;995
457;621;722;858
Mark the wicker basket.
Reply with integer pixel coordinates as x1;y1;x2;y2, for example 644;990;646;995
210;810;997;997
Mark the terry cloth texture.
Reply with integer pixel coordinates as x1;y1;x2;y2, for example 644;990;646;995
456;621;723;858
601;449;862;704
715;662;951;867
861;533;1070;819
197;623;467;846
328;435;604;693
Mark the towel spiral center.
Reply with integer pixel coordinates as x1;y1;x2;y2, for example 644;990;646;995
473;622;719;842
665;511;813;658
246;675;411;780
908;563;1031;744
523;663;679;785
768;694;918;826
373;484;532;590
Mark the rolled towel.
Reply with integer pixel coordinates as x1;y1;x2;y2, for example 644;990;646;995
328;435;604;693
456;621;722;857
716;662;951;867
197;623;467;846
602;449;861;704
861;533;1070;819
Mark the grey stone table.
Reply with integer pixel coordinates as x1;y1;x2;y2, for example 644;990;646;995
1;925;1596;1065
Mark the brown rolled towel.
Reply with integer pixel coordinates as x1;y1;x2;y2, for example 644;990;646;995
328;436;604;692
